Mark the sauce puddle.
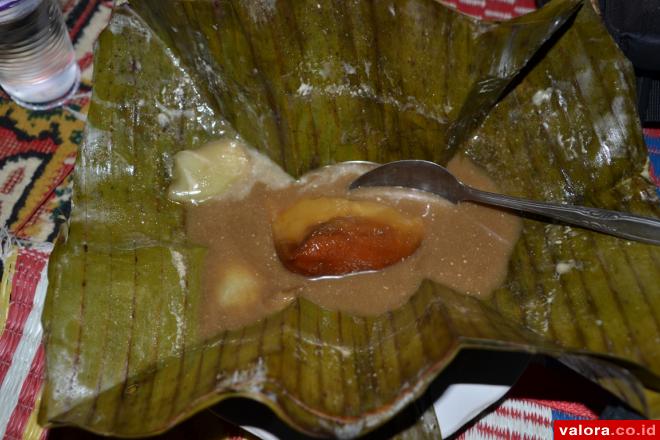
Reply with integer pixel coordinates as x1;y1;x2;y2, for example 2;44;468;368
185;154;521;335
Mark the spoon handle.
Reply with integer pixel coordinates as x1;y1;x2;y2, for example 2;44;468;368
464;187;660;245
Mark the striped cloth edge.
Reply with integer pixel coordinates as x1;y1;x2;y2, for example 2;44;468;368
645;129;660;196
457;399;592;440
0;233;52;440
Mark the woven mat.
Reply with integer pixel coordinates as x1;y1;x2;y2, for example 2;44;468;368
0;1;658;439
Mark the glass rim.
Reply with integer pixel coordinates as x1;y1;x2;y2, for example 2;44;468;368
0;0;43;22
0;0;23;11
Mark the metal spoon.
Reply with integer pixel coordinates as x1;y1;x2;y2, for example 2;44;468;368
349;160;660;245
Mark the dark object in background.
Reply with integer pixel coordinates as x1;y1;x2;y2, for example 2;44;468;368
600;405;645;420
537;0;660;124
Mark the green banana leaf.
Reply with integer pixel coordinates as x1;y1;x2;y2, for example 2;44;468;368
41;0;660;437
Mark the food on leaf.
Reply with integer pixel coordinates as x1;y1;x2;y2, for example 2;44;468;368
272;197;424;276
168;139;249;204
185;153;522;333
213;262;261;308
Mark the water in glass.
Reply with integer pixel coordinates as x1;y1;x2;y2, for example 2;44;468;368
0;0;80;110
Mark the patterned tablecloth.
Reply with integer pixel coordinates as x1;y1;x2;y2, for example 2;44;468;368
0;1;658;439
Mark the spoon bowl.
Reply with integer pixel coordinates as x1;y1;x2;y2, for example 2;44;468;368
350;160;465;203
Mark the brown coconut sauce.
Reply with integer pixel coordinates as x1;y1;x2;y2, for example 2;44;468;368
186;155;521;335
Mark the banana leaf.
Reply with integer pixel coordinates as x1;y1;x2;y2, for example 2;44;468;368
40;0;660;437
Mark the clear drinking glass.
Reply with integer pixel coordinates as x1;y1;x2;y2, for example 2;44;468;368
0;0;80;110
